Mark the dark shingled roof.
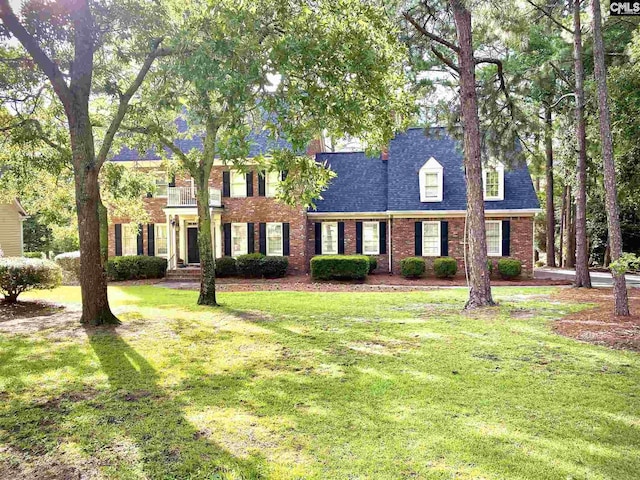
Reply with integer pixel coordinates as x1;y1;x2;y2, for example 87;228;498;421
314;152;388;212
314;127;540;213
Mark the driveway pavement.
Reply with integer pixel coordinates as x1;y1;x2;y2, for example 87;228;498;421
535;267;640;287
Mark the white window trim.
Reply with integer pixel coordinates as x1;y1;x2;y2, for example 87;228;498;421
482;162;505;201
154;224;168;257
153;171;168;198
265;171;280;198
486;220;503;257
122;224;138;256
230;170;247;198
419;157;444;203
422;221;441;257
231;222;249;257
362;221;380;255
321;221;338;255
266;222;284;256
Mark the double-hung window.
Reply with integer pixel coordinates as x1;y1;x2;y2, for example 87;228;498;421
153;172;168;197
230;171;246;198
155;224;168;256
265;171;280;197
231;223;248;256
423;172;439;199
483;162;504;200
122;224;138;256
266;222;283;256
322;222;338;254
419;157;443;202
486;221;502;256
362;222;379;255
422;221;440;256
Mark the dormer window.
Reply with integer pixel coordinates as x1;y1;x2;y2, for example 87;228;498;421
483;161;504;201
419;157;443;202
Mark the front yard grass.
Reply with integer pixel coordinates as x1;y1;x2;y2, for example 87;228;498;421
1;286;639;479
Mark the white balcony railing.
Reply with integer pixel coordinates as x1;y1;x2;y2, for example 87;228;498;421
167;186;222;207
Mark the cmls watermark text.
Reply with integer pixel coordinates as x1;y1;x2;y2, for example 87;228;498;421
610;1;640;15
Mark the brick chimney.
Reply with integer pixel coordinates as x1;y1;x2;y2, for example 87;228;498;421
381;146;389;161
306;137;326;157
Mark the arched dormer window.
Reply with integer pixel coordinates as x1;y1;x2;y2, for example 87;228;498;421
483;160;505;201
419;157;443;202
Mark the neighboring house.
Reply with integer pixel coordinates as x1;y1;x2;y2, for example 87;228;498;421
0;199;28;257
108;127;540;277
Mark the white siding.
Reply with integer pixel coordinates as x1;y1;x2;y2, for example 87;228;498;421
0;204;24;256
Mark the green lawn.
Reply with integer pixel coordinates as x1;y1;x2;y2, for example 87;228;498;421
1;286;639;479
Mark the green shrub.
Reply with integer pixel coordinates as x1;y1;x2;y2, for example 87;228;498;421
106;256;167;281
497;258;522;279
367;256;378;274
215;257;237;277
261;256;289;278
24;252;45;259
236;253;265;278
400;257;425;278
54;251;81;282
535;260;544;268
0;257;62;303
487;259;494;275
433;257;457;278
311;255;369;280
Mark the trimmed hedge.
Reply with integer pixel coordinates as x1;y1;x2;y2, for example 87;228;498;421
215;257;237;277
236;253;265;278
497;258;522;279
24;252;45;259
261;256;289;278
311;255;369;280
401;257;425;278
0;257;62;303
434;257;457;278
367;256;378;274
106;256;167;281
54;251;81;282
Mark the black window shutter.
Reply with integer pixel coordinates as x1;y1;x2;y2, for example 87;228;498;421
355;221;363;254
415;221;423;256
379;221;387;254
223;223;232;256
440;221;449;257
259;223;267;255
247;223;255;253
147;224;155;256
338;222;345;254
168;174;176;187
258;170;266;196
246;172;254;197
222;171;230;197
137;224;144;255
502;220;511;257
115;224;122;256
315;222;322;254
283;223;290;256
281;170;288;181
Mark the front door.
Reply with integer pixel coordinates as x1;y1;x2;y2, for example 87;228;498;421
187;227;200;264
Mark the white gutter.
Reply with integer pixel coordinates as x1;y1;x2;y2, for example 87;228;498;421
307;208;541;219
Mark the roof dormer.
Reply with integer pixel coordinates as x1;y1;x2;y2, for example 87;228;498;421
483;160;505;201
419;157;443;202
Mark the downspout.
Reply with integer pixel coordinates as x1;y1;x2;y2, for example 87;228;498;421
388;213;393;273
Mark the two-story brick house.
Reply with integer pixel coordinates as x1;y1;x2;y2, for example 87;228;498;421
109;127;540;277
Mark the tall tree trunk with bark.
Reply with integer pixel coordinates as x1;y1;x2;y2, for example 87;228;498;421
559;183;566;267
451;0;494;309
590;0;629;316
572;0;592;287
544;103;556;267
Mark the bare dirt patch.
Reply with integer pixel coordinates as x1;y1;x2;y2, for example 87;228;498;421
0;301;86;338
552;288;640;352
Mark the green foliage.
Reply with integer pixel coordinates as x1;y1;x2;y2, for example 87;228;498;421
497;258;522;279
23;252;45;259
367;256;378;274
260;256;289;278
610;253;640;275
214;257;237;278
54;251;81;282
105;256;167;281
236;253;266;278
400;257;425;279
0;257;62;302
433;257;458;279
310;255;369;280
487;260;494;275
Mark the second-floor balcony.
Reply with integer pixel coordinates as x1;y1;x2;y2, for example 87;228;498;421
167;186;222;208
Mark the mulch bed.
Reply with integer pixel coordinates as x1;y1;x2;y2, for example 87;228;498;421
552;288;640;352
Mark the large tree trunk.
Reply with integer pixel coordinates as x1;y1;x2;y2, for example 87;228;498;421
566;190;576;268
451;0;494;309
572;0;592;287
544;103;556;267
98;199;108;265
590;0;629;316
559;183;566;267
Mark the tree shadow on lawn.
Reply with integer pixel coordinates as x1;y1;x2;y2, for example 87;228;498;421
84;326;266;479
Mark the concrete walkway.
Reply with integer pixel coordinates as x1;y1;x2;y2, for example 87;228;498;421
535;267;640;287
